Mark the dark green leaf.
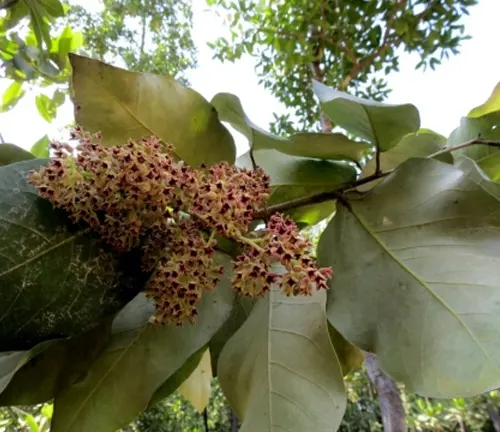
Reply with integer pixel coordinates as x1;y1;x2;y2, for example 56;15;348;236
0;143;35;166
0;322;111;405
0;159;141;350
237;149;354;225
237;149;357;188
70;54;235;166
447;113;500;160
0;339;55;396
318;157;500;397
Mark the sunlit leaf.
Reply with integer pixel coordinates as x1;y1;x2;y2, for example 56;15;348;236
30;135;50;158
70;54;235;166
328;324;364;376
358;129;451;191
178;349;213;413
468;81;500;119
1;80;24;112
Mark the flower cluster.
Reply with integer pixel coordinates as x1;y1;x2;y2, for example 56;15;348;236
232;213;332;298
144;220;223;324
29;127;198;252
29;127;332;325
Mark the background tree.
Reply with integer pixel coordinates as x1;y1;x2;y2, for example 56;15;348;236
67;0;196;85
0;0;80;123
0;0;196;128
209;0;478;135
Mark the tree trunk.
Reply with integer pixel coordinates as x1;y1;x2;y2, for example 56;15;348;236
365;352;407;432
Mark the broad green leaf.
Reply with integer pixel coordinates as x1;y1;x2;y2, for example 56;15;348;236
178;349;213;413
112;295;207;407
209;296;254;376
358;129;451;191
328;324;364;376
0;322;111;405
317;157;500;397
0;339;56;396
218;280;346;431
30;135;50;158
0;352;34;395
70;54;235;166
148;345;206;407
313;80;420;151
468;81;500;119
477;152;500;181
448;111;500;161
236;149;356;188
51;253;234;432
39;0;65;18
0;143;35;166
285;132;370;162
0;159;141;350
1;80;24;112
212;92;368;162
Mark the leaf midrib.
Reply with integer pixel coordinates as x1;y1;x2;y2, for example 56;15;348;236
348;204;499;372
0;230;88;279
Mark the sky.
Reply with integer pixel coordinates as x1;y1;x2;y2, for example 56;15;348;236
1;0;500;156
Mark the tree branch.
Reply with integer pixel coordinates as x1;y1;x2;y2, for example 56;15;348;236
340;0;407;90
428;138;500;159
254;170;392;219
254;138;500;220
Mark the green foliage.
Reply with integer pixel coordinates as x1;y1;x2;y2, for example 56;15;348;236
2;50;500;432
50;269;233;432
68;0;196;85
448;82;500;161
0;0;82;118
208;0;478;134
